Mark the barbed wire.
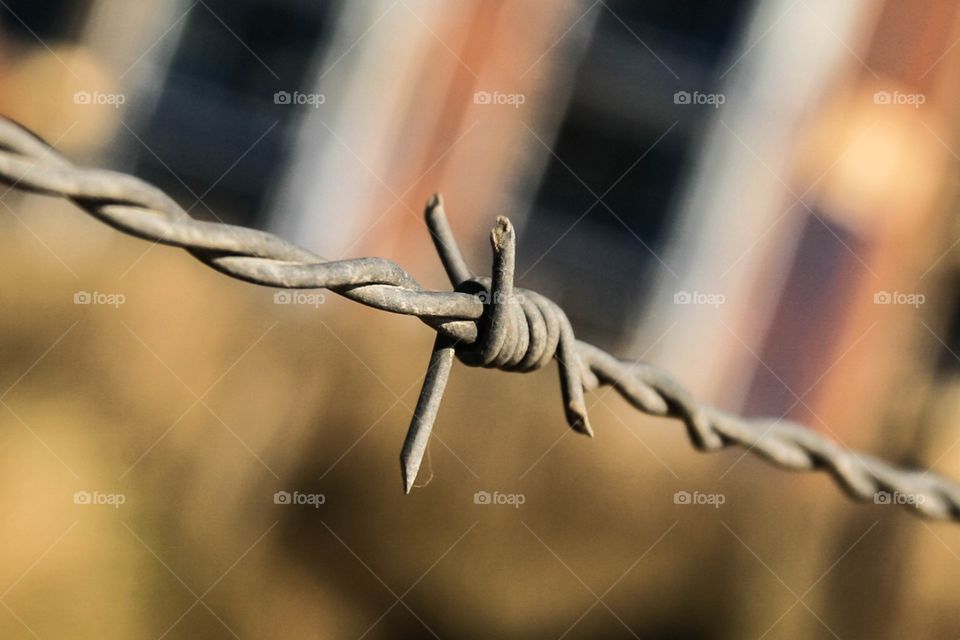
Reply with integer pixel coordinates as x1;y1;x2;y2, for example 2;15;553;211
0;118;957;522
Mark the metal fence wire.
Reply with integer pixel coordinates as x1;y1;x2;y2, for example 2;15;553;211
0;117;958;522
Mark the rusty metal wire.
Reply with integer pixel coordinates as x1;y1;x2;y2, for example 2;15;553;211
0;118;958;522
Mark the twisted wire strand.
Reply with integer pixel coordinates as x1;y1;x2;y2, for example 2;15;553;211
0;118;957;521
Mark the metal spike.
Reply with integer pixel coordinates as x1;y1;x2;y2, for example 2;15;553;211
400;336;456;493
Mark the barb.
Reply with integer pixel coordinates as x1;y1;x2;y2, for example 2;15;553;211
0;117;958;521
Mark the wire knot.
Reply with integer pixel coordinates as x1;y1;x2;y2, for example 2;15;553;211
399;198;593;493
453;277;564;372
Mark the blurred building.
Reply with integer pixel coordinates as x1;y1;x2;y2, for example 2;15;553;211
5;0;960;494
5;0;960;500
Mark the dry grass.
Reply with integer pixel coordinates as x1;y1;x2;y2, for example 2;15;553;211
0;196;957;639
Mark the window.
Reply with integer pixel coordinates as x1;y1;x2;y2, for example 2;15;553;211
129;0;342;226
521;0;752;346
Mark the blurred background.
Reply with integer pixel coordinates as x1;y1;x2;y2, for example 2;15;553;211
1;0;960;637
